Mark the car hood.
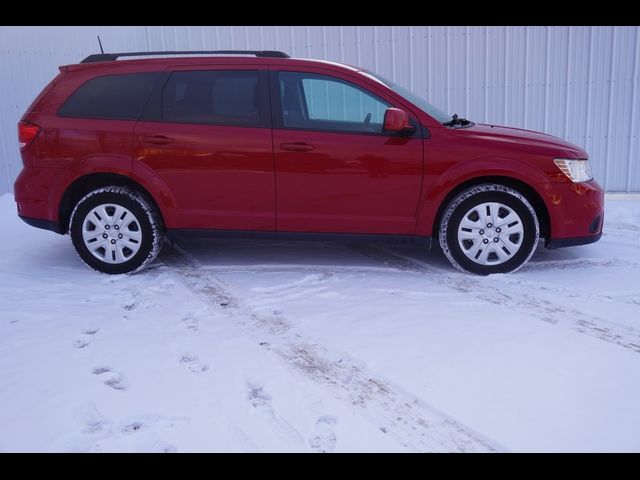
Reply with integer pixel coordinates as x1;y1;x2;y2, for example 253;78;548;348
459;123;588;158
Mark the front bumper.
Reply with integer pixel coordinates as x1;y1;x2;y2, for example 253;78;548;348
546;232;602;249
538;179;604;247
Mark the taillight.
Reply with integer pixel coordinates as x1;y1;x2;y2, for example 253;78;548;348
18;121;41;149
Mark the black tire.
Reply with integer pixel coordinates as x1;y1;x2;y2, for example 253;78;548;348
439;184;539;275
69;186;164;274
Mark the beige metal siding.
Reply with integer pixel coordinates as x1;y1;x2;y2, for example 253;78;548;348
1;26;638;193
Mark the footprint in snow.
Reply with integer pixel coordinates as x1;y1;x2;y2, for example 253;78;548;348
50;404;182;453
127;432;178;453
74;339;90;349
92;366;129;391
246;382;306;446
78;403;111;435
309;416;337;453
122;422;145;433
247;383;271;410
181;313;200;332
179;354;210;374
74;328;100;349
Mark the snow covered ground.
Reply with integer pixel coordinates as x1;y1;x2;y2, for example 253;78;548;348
1;192;639;452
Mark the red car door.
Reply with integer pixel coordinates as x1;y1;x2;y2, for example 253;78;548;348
133;66;275;231
271;69;423;235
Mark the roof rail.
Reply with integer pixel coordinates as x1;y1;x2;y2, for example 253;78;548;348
80;50;290;64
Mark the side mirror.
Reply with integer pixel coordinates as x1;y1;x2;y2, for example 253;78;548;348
383;108;415;134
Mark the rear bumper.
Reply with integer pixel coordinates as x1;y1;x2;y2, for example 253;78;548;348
18;215;63;234
14;166;61;222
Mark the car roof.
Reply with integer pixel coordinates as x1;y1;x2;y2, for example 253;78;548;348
61;56;362;74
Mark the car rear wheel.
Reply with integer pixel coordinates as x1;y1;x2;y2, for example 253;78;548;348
69;186;164;274
439;184;539;275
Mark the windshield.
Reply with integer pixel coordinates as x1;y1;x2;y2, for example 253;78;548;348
362;71;452;124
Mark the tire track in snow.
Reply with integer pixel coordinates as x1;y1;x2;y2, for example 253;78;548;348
521;257;639;272
161;243;503;453
178;264;407;275
348;245;640;354
496;277;640;307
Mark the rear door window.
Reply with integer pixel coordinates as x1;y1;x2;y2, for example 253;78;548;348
161;70;268;127
58;73;161;120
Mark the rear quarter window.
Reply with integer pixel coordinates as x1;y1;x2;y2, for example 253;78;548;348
58;72;161;120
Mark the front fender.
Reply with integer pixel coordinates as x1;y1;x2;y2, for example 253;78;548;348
415;156;550;236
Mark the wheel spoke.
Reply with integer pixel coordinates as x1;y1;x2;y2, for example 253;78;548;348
502;235;521;250
480;204;493;226
123;228;142;242
504;221;524;235
82;222;104;242
88;239;108;255
114;244;127;263
460;213;482;230
83;232;104;243
467;240;483;259
477;246;491;264
121;244;132;261
494;242;512;262
107;243;117;263
99;206;113;225
118;210;133;229
488;203;501;226
111;205;126;227
458;229;480;240
496;212;519;228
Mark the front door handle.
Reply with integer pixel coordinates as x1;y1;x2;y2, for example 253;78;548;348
140;135;174;145
280;142;314;152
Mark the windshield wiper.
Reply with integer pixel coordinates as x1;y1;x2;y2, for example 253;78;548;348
443;114;471;127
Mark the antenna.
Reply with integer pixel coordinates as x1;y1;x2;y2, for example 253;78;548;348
97;35;104;54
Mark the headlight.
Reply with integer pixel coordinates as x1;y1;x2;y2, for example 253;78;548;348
553;158;593;183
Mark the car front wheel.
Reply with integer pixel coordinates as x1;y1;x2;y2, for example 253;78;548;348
439;183;539;275
69;186;164;274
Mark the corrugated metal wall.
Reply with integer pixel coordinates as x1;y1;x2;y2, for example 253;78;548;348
1;26;638;193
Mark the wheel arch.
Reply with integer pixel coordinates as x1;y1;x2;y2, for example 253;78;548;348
431;175;550;242
59;173;165;234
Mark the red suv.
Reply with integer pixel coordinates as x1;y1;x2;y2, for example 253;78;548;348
15;50;604;275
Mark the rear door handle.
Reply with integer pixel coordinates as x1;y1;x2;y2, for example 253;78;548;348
140;135;174;145
280;142;314;152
